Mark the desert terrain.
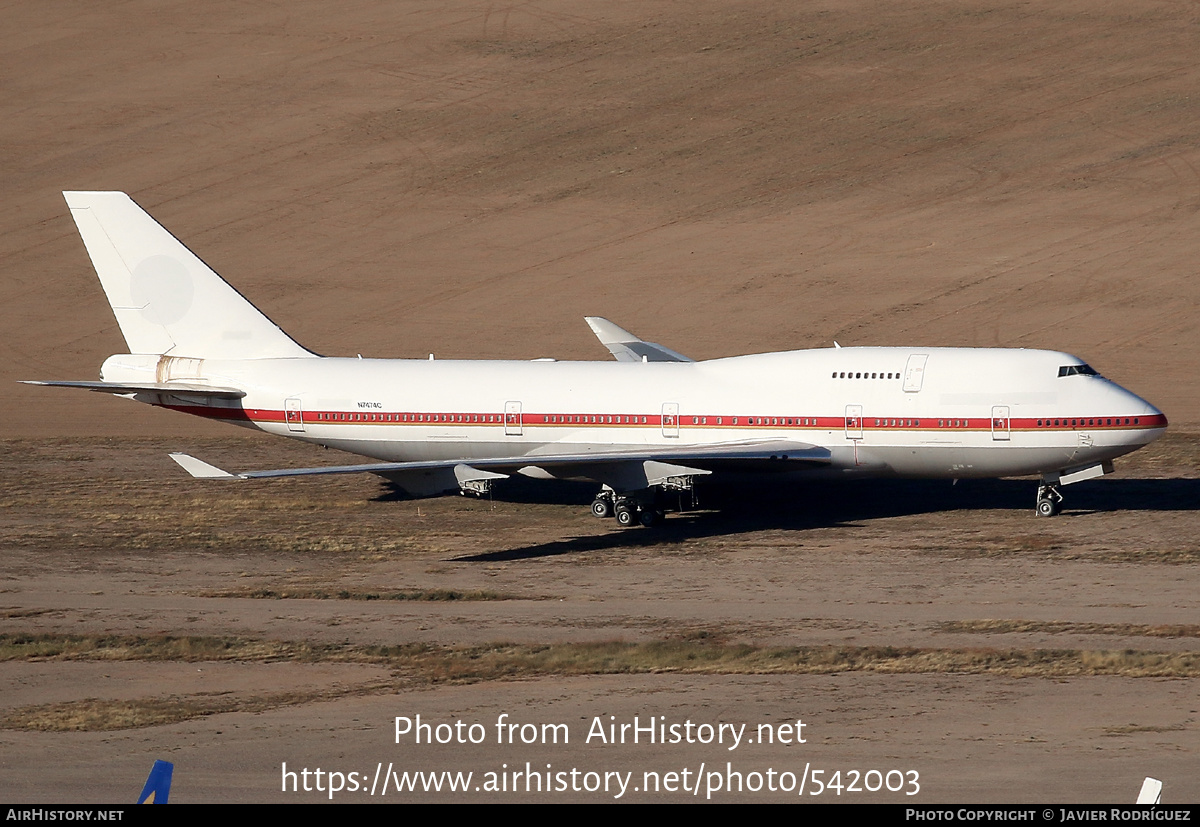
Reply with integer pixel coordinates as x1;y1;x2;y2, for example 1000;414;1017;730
1;0;1198;803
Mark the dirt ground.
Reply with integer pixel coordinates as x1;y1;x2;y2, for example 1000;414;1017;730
2;0;1198;804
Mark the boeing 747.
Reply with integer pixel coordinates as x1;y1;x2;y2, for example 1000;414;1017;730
26;192;1167;527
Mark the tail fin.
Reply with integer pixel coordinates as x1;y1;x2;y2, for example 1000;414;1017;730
137;759;174;804
64;191;314;360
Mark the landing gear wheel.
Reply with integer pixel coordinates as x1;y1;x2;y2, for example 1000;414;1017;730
1035;483;1063;517
638;508;665;527
591;497;613;519
615;505;637;527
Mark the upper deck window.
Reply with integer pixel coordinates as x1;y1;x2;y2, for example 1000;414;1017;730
1058;364;1099;378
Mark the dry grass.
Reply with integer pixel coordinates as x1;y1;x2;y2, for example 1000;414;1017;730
919;539;1200;565
203;587;531;602
0;438;576;563
4;436;1198;575
2;686;387;732
4;435;1198;735
7;632;1200;678
0;633;311;663
6;633;1200;731
1103;723;1187;736
936;620;1200;638
0;608;53;619
405;643;1200;681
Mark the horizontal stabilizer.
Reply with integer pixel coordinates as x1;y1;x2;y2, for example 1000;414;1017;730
23;380;245;399
585;317;694;363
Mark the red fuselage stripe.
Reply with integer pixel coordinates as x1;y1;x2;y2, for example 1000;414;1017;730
161;405;1167;432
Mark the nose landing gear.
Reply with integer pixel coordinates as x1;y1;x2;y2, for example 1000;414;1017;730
1034;461;1114;517
1035;483;1063;517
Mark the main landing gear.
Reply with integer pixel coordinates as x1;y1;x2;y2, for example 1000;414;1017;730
591;490;666;528
1035;483;1063;517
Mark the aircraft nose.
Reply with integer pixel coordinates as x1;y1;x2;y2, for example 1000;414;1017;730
1108;379;1160;414
1131;389;1165;423
1107;381;1167;442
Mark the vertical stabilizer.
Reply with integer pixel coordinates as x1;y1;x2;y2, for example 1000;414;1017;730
64;191;314;359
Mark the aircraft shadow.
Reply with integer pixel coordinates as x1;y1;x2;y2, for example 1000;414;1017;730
373;477;598;506
449;477;1200;562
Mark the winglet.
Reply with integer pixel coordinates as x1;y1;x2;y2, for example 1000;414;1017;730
137;759;173;804
584;317;694;363
169;453;237;479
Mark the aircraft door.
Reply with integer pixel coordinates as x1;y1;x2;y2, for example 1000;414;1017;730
504;401;523;436
661;402;679;438
845;404;863;440
285;397;305;432
903;354;929;392
991;405;1011;441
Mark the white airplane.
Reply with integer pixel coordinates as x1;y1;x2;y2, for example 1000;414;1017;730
26;191;1167;526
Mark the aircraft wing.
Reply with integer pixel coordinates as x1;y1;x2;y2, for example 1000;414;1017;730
584;317;694;363
170;438;828;495
22;380;246;399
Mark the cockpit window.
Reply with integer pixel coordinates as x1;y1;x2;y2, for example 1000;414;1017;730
1058;364;1099;378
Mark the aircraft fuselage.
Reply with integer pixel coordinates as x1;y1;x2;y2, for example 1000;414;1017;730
101;345;1165;482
